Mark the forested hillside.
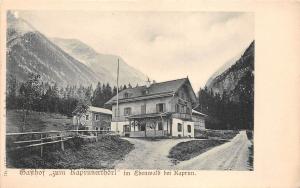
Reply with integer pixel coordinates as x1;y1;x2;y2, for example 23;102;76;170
197;41;254;130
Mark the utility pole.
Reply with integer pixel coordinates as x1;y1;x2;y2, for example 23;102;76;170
116;58;120;133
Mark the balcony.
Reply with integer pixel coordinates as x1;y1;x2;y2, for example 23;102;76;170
172;113;192;121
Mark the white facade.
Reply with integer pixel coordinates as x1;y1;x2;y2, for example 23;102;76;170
172;118;194;137
111;118;194;138
111;121;129;135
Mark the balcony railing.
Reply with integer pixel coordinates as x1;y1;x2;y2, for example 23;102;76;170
112;112;192;121
172;113;192;120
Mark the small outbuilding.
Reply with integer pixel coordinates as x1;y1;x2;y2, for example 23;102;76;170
72;105;112;131
192;109;207;130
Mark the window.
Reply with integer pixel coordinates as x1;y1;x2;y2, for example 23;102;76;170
186;107;191;114
158;122;163;130
141;104;146;114
187;125;191;133
180;105;184;113
124;107;132;116
175;104;179;113
156;103;165;113
177;123;182;132
85;115;89;120
124;92;130;98
142;89;149;95
95;114;100;120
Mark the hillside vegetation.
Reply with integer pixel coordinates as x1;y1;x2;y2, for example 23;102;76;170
6;110;72;133
197;41;254;130
7;135;134;169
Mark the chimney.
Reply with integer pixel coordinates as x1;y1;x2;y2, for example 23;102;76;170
146;77;151;88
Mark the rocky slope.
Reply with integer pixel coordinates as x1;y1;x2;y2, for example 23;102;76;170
51;38;148;86
6;11;101;86
6;11;148;87
206;41;254;101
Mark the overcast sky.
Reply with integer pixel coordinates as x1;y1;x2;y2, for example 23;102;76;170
18;11;254;90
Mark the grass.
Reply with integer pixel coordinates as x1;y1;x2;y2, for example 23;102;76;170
168;139;227;164
6;110;73;133
6;135;134;169
195;129;239;140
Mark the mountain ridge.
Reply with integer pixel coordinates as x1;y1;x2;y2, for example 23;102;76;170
205;41;254;102
51;37;148;87
7;11;104;86
6;11;148;87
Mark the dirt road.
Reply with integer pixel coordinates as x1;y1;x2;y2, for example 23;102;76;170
115;131;251;170
115;138;192;169
175;131;251;170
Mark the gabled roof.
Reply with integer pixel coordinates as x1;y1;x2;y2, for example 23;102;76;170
73;105;112;115
88;106;112;115
105;77;197;105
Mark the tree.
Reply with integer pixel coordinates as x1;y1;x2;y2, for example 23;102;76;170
91;82;104;107
6;75;18;109
128;83;132;88
19;73;42;131
84;84;93;105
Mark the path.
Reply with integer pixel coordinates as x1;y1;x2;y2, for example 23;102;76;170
115;138;192;169
115;131;251;170
175;131;251;170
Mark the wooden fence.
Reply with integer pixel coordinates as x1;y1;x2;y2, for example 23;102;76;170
6;130;114;157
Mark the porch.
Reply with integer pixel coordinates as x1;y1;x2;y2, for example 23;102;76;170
127;130;168;137
125;112;172;138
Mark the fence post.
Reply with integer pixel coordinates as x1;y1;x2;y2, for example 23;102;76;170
60;132;64;151
40;133;43;158
95;131;98;142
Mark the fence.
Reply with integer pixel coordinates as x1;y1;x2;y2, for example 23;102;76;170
6;130;113;157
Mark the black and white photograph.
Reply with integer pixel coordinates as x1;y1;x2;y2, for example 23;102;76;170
5;10;254;170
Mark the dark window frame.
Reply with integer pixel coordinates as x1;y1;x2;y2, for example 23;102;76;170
141;104;146;114
178;123;182;132
158;122;163;130
187;125;191;133
124;107;132;116
157;103;165;113
186;107;191;114
175;104;179;113
124;92;129;98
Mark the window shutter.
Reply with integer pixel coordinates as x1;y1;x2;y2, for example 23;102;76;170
163;103;166;112
156;104;159;113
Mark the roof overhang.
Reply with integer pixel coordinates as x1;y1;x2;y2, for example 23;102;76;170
105;92;174;106
192;109;208;117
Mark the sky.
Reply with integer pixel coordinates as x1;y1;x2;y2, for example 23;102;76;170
17;11;254;90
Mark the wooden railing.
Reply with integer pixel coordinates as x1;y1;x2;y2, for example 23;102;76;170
6;130;114;157
172;113;192;120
